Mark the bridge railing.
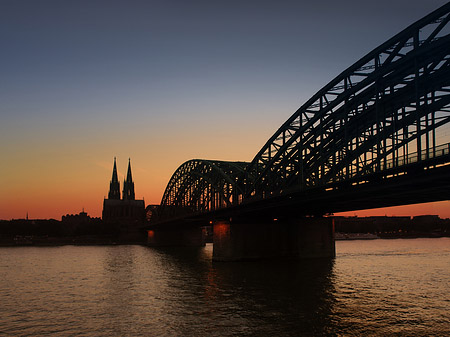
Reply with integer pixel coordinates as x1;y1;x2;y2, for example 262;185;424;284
364;142;450;175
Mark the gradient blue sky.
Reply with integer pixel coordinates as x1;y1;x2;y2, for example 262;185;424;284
1;0;449;219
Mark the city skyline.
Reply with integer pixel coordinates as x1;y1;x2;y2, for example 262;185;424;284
2;0;450;220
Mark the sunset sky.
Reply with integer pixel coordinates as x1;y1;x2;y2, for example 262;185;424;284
1;0;449;220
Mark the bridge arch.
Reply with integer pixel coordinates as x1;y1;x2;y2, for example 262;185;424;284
246;3;450;197
157;159;249;220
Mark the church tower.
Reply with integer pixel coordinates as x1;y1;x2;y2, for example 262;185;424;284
103;157;145;235
122;158;135;200
108;157;121;199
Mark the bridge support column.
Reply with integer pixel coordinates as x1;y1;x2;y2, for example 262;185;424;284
212;217;335;261
147;227;206;247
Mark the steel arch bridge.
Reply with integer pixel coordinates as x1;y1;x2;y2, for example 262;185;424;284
152;3;450;223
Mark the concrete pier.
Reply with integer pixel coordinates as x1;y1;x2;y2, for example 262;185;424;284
212;217;335;261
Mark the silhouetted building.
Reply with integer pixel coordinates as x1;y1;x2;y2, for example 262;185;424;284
62;209;102;236
62;210;89;223
102;158;145;227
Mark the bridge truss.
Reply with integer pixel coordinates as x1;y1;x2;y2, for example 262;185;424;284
247;2;450;196
156;160;248;220
154;3;450;222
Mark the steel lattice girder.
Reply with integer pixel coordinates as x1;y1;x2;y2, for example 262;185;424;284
245;2;450;197
158;160;248;219
274;41;450;191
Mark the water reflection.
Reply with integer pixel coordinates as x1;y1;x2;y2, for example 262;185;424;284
150;245;336;336
101;247;137;336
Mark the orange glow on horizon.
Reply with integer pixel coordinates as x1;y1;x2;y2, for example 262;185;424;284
336;200;450;219
1;156;449;220
2;183;450;221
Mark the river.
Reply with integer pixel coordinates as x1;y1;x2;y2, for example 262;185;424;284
1;238;449;336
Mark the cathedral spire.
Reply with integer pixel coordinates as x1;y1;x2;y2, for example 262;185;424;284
108;157;121;199
123;158;135;200
126;158;133;183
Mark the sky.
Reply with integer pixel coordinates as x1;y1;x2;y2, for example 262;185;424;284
1;0;450;220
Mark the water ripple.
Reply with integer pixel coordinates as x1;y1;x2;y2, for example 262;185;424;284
0;239;449;335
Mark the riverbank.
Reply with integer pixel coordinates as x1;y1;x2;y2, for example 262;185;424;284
0;235;146;247
2;230;450;247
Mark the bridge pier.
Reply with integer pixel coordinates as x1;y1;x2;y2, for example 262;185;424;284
212;217;335;261
147;226;206;247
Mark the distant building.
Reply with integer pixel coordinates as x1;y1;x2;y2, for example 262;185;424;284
61;209;102;236
62;209;89;223
102;158;145;226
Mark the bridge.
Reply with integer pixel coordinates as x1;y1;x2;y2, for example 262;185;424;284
146;3;450;260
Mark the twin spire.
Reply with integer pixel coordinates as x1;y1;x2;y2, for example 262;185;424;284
123;159;135;200
108;157;135;200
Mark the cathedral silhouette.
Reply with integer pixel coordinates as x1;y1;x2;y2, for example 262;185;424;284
102;158;145;226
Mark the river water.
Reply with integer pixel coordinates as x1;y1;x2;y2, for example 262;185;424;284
1;238;449;336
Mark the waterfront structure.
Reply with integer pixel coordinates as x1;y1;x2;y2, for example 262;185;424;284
102;158;145;227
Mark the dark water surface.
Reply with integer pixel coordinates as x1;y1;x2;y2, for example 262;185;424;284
1;238;449;336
